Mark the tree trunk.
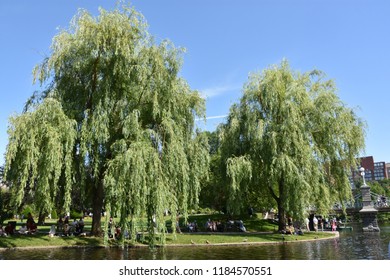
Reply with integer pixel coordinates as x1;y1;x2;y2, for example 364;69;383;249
91;179;104;236
278;203;286;232
267;180;286;231
277;176;286;232
38;209;46;225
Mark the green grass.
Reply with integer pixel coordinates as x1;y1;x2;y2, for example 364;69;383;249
176;213;277;232
165;231;332;245
0;233;104;249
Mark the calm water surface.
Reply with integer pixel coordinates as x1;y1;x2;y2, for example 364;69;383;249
1;223;389;260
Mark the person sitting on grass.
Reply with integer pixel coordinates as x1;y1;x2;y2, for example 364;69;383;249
187;220;198;232
48;225;56;237
115;225;121;240
57;216;64;233
295;227;304;235
71;218;79;234
18;225;28;234
236;220;247;232
285;225;294;235
187;222;195;232
0;225;6;237
4;223;14;235
216;220;224;232
26;213;37;233
63;216;70;236
77;217;84;234
225;218;235;231
205;219;216;232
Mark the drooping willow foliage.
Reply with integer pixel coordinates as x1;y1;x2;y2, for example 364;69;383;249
5;98;76;217
226;156;252;214
4;4;209;242
219;60;366;230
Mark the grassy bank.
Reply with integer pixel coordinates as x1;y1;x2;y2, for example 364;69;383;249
0;214;337;249
164;231;335;246
0;234;104;249
0;230;335;249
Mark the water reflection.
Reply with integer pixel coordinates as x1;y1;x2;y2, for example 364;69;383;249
1;223;389;260
388;241;390;259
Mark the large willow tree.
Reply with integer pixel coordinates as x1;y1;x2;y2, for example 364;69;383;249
219;61;365;231
4;4;209;239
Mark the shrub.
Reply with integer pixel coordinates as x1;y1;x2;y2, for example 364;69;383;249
50;209;58;220
70;209;83;219
21;205;35;218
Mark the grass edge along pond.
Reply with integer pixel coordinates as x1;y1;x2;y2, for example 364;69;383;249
0;231;338;250
0;214;338;250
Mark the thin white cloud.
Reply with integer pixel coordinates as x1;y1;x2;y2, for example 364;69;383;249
200;85;240;99
205;115;228;120
195;115;228;121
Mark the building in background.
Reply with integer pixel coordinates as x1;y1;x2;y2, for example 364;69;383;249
374;161;387;181
349;156;388;188
360;156;375;181
386;163;390;178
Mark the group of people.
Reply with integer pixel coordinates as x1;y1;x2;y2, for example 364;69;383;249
187;218;246;233
0;223;16;236
0;213;87;237
225;219;247;232
205;219;222;232
187;220;198;232
376;195;388;207
304;215;339;232
56;216;85;236
107;217;121;239
0;213;38;236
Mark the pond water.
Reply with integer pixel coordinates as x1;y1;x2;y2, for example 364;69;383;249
1;223;389;260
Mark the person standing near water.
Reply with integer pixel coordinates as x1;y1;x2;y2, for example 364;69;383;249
313;216;318;232
305;217;310;231
331;218;337;231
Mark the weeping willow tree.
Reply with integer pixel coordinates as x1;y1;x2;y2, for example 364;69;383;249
5;99;76;222
219;60;365;231
4;4;209;240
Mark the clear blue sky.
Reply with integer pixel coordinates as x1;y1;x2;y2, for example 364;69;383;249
1;0;390;167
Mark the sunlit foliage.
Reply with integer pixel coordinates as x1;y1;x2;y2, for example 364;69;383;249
219;60;365;230
5;4;209;243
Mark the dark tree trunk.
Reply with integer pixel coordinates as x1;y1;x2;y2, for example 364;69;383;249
267;179;286;232
38;210;46;225
91;179;104;236
277;176;286;232
278;203;286;232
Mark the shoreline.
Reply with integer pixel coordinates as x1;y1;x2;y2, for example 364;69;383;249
163;231;339;247
0;231;339;251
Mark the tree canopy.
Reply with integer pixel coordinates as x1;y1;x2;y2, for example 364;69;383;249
4;4;209;242
218;60;366;230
